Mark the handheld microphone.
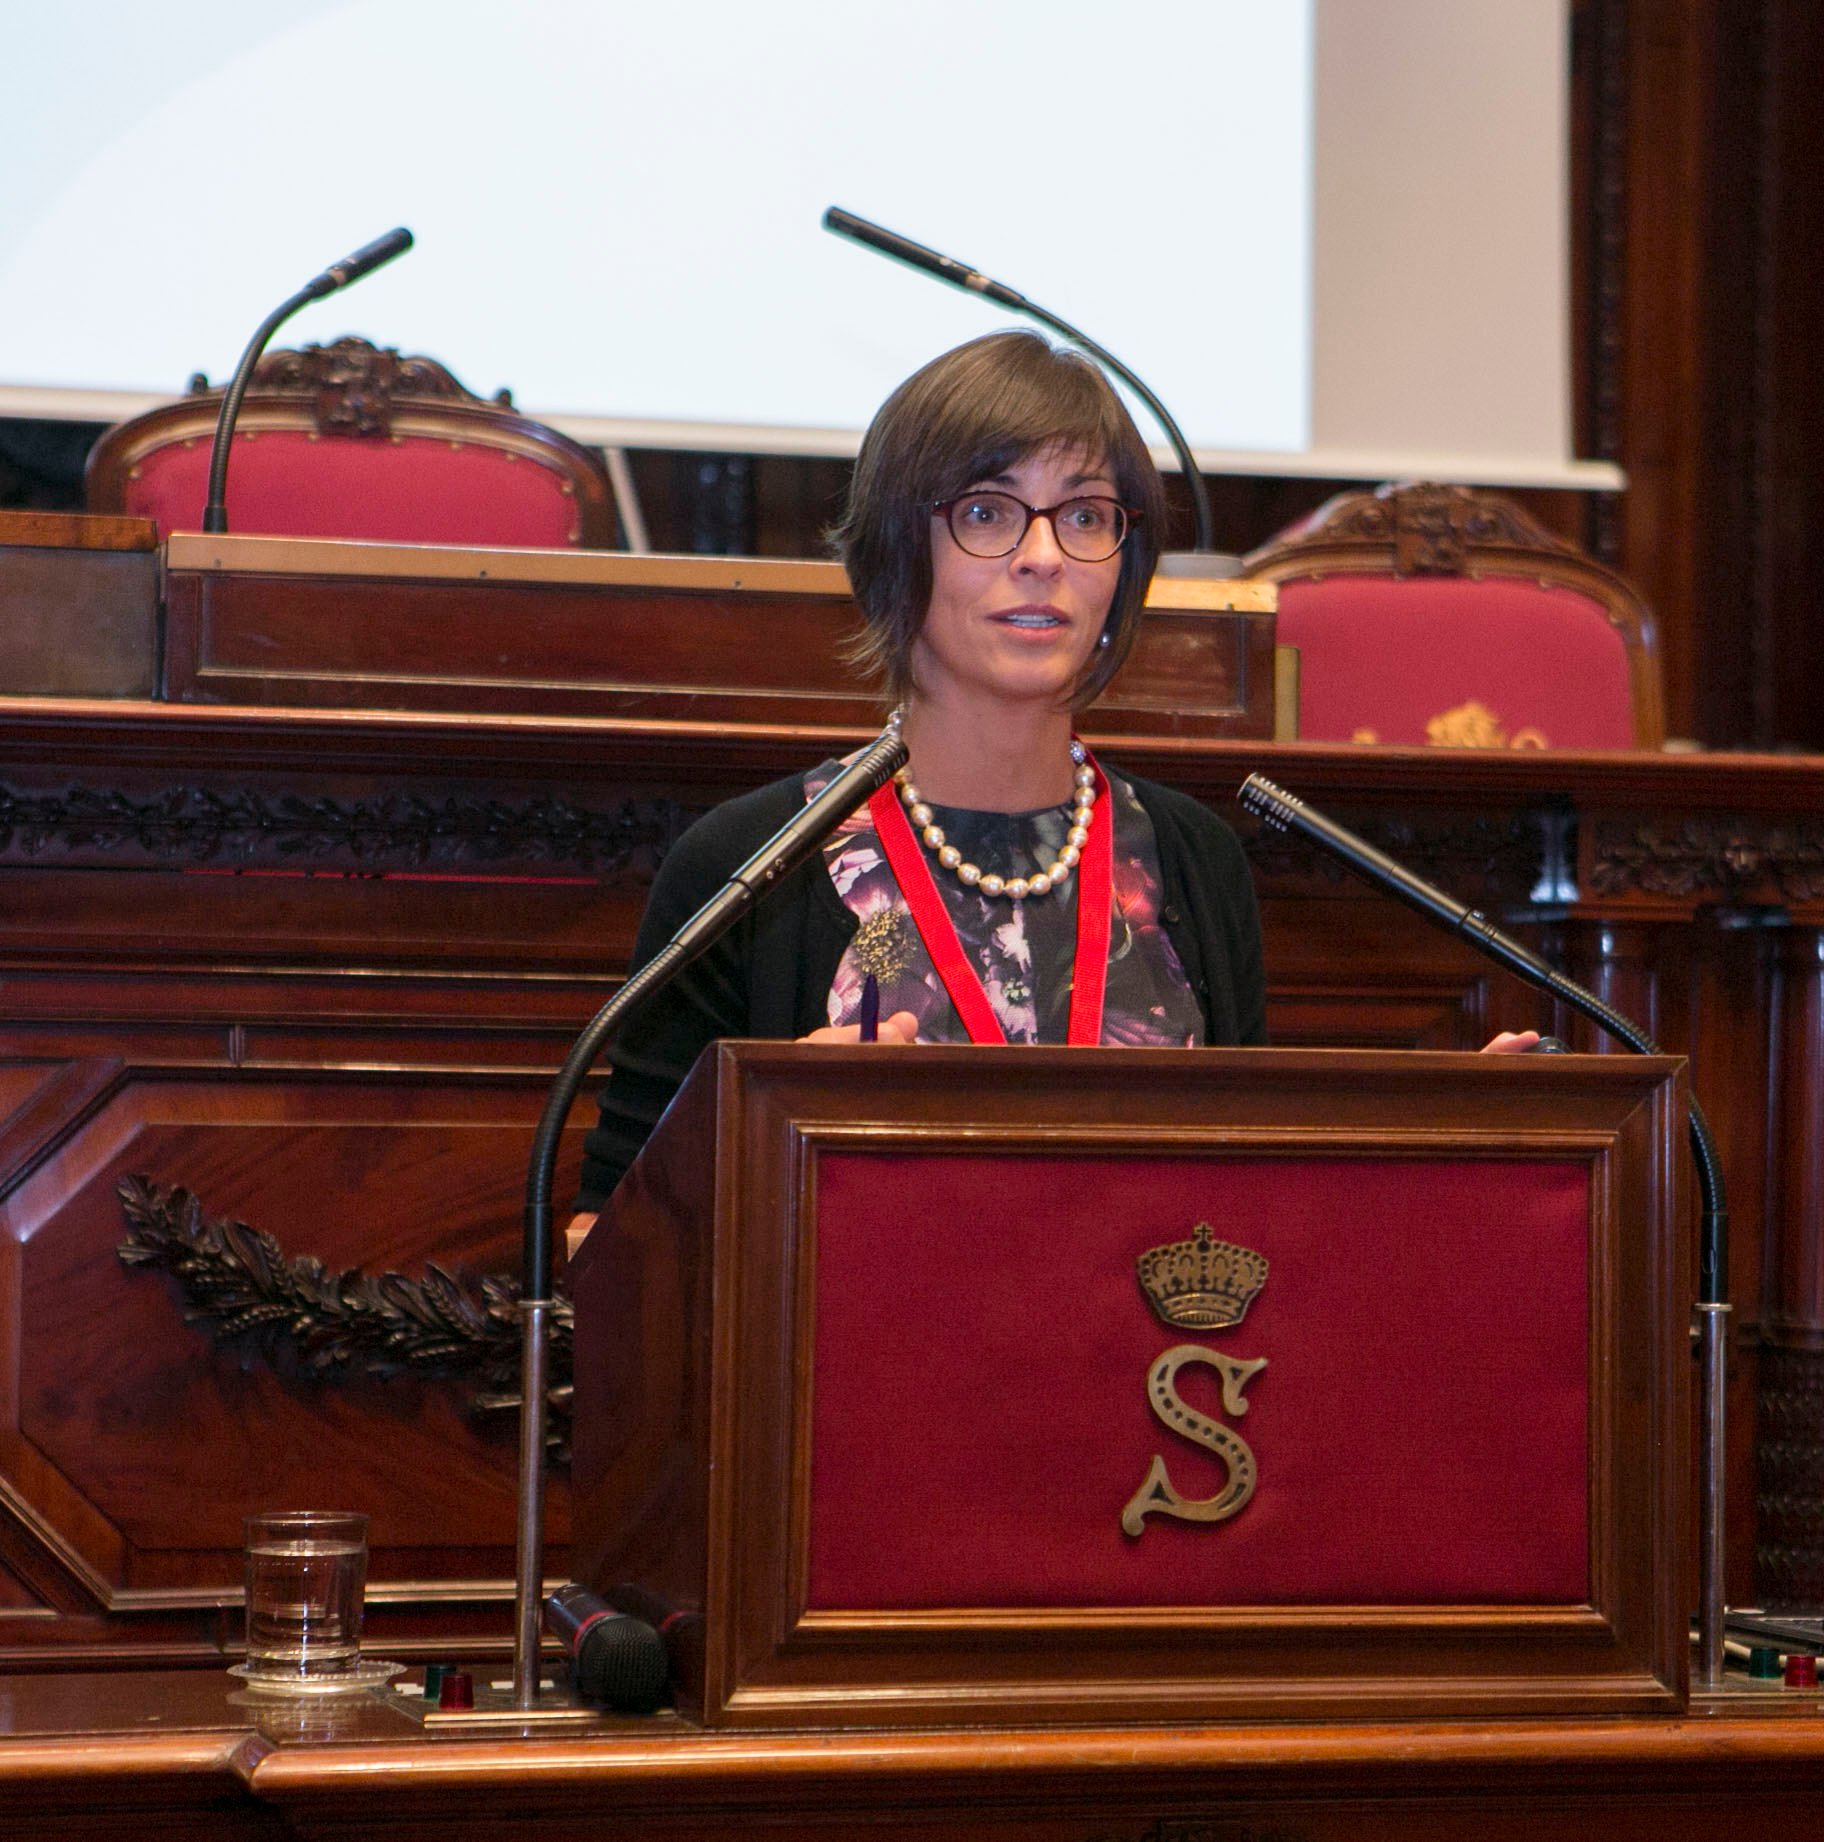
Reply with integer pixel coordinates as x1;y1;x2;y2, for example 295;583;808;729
597;1580;699;1685
543;1583;668;1713
203;225;415;533
822;205;1225;562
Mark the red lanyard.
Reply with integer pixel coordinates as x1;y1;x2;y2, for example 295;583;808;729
867;754;1113;1045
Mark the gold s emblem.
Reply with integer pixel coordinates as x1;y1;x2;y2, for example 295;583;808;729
1122;1226;1269;1537
1121;1345;1267;1534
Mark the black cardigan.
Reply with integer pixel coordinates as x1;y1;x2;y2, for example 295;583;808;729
575;766;1266;1207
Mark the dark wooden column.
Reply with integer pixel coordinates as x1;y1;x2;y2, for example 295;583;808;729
1563;921;1663;1052
1758;926;1824;1606
1578;0;1824;748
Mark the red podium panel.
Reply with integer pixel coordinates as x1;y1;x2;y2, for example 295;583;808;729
570;1045;1687;1729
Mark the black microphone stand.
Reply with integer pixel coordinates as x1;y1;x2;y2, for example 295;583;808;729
822;207;1230;566
202;227;415;534
509;727;908;1708
1238;772;1730;1692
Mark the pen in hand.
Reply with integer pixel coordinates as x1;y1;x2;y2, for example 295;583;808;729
859;974;880;1044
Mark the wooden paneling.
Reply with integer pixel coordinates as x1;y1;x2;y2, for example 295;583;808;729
0;1057;590;1665
0;699;1821;1662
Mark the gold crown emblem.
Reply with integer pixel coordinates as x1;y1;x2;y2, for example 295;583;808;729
1135;1225;1268;1329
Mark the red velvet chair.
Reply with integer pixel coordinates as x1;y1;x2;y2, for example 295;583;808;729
85;336;619;549
1242;482;1666;749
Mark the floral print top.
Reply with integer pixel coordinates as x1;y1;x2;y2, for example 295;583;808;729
806;761;1205;1047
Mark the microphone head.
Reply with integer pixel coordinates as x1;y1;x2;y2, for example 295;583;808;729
821;205;922;265
853;723;909;784
573;1612;668;1713
1237;773;1297;831
546;1584;669;1713
318;227;415;294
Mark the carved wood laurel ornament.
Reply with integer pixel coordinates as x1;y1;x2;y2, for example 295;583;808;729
0;783;685;873
1588;817;1824;903
115;1176;573;1456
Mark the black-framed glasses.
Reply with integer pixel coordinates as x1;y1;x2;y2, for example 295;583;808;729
933;491;1139;563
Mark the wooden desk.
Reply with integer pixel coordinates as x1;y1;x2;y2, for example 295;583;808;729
0;524;1278;736
156;533;1278;736
4;1667;1824;1837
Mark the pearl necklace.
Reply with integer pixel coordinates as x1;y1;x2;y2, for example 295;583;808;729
895;739;1097;901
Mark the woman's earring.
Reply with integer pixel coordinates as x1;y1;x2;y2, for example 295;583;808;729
1097;630;1111;649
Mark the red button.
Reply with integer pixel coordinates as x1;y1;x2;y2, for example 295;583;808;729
439;1669;475;1710
1785;1653;1818;1689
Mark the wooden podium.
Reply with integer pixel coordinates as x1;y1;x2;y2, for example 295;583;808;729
569;1044;1689;1729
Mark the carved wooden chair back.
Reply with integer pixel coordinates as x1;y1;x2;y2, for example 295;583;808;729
85;337;619;549
1241;482;1665;749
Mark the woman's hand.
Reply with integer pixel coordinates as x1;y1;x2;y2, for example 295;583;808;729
798;1011;919;1045
1479;1030;1542;1054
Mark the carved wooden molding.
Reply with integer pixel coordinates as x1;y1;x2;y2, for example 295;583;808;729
1248;481;1585;578
0;782;685;874
195;336;512;438
115;1176;573;1455
1588;816;1824;903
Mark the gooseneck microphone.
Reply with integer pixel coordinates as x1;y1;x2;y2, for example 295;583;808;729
822;209;1028;310
543;1585;668;1713
1238;768;1733;1689
511;723;910;1707
1236;769;1726;1294
202;226;415;534
822;206;1221;561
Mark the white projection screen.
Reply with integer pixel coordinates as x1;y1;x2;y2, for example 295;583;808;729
0;0;1609;488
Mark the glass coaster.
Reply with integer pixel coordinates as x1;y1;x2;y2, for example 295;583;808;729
229;1657;405;1696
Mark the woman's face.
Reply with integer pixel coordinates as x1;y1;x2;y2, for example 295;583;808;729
911;445;1123;718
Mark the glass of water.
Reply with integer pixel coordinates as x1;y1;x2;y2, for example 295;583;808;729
243;1510;369;1681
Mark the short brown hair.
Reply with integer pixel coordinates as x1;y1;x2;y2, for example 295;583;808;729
831;330;1165;708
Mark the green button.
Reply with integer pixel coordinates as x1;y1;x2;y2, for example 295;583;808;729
1748;1645;1783;1679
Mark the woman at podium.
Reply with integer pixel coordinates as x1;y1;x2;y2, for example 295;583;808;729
575;329;1270;1208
